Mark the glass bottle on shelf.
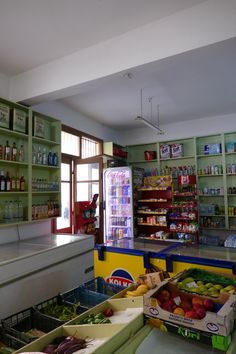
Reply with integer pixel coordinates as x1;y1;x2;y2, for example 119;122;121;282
5;172;11;191
0;171;5;192
15;173;20;191
4;140;10;160
11;142;17;161
18;145;24;162
11;175;16;191
0;144;2;159
20;175;25;191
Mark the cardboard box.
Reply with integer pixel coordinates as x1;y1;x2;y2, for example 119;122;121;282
137;271;169;289
143;278;236;336
171;143;184;157
0;103;10;129
160;144;171;159
11;108;27;133
204;143;222;155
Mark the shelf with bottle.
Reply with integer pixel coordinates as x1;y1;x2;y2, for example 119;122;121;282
32;144;59;167
0;197;28;224
32;199;60;221
200;215;226;229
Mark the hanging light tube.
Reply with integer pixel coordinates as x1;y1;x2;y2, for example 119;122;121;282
135;115;164;134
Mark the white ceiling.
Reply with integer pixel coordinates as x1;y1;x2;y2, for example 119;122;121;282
1;0;236;131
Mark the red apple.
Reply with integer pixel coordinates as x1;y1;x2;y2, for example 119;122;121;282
192;296;203;307
203;299;215;312
195;307;206;319
185;310;199;319
162;299;175;312
181;300;192;312
158;289;170;303
193;303;205;311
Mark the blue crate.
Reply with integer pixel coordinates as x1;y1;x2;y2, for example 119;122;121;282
81;277;125;297
61;286;107;307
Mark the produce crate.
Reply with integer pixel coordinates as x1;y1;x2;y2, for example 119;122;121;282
0;326;26;351
61;285;108;307
143;269;236;337
81;277;125;298
34;295;88;324
1;307;60;344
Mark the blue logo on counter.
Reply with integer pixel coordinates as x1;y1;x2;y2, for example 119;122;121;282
106;268;134;287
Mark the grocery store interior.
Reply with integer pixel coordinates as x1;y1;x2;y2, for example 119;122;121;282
1;1;236;353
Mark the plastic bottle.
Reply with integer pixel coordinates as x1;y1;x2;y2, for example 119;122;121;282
18;145;24;162
42;147;47;165
18;200;23;221
8;201;13;221
13;200;18;220
37;146;42;164
48;151;53;166
32;146;37;164
4;201;9;221
53;152;58;166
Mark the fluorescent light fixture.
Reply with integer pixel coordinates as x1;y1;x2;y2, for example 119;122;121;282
135;115;164;134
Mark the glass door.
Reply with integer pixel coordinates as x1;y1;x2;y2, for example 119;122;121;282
75;157;103;243
54;156;73;233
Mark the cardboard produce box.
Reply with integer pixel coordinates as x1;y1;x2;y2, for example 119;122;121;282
143;277;236;337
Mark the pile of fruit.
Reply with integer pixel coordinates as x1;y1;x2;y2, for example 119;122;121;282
177;276;236;298
79;308;114;325
156;287;217;320
124;284;149;298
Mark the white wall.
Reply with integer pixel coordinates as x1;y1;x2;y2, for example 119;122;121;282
0;72;10;99
10;0;236;103
119;113;236;146
32;101;120;142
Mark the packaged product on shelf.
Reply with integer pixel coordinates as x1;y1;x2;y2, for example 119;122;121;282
171;143;184;157
204;143;222;155
160;144;171;159
0;103;10;129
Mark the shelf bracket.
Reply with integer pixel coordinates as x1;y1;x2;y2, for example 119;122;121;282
143;252;150;269
165;255;173;273
232;263;236;275
97;245;106;261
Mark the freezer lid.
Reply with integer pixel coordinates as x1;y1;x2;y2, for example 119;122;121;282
164;243;236;262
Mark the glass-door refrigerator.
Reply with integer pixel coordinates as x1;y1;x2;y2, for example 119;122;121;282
103;166;144;243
